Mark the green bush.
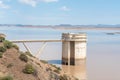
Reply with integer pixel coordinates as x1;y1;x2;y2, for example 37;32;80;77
19;54;28;62
23;64;35;74
0;75;13;80
3;40;12;49
0;37;5;42
12;44;19;50
0;52;3;58
0;47;6;53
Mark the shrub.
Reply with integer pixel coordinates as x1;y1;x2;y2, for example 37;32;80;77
75;78;79;80
7;63;14;68
46;67;52;71
0;75;13;80
0;52;3;58
25;51;33;57
19;51;24;54
3;40;12;49
59;75;68;80
32;69;38;76
19;54;28;62
0;37;5;42
40;60;48;64
51;64;61;71
12;44;19;50
55;67;61;71
54;69;60;74
0;47;6;52
23;64;35;74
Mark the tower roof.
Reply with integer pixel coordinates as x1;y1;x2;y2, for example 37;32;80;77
62;33;87;41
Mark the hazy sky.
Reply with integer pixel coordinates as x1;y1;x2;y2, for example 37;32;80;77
0;0;120;25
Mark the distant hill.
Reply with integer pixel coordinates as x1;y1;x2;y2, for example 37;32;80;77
0;24;120;29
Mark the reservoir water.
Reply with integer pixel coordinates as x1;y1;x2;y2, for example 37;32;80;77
0;26;120;80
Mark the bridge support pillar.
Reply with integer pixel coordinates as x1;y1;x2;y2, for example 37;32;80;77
62;33;87;65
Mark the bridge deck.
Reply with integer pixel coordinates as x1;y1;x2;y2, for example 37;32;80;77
11;40;62;43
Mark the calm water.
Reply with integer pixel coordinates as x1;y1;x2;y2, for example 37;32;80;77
1;26;120;80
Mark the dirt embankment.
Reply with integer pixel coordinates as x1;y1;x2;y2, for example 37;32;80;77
0;41;77;80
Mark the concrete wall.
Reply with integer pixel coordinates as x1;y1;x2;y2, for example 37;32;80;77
62;33;87;65
75;42;86;59
62;41;70;65
70;41;75;65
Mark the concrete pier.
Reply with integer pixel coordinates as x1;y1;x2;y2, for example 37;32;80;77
62;33;87;65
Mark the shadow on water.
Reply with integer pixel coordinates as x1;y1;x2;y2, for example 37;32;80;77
47;60;62;65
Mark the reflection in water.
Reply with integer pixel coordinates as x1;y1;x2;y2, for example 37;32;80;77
62;60;87;80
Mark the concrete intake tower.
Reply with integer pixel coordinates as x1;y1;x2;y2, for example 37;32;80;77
62;33;87;65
